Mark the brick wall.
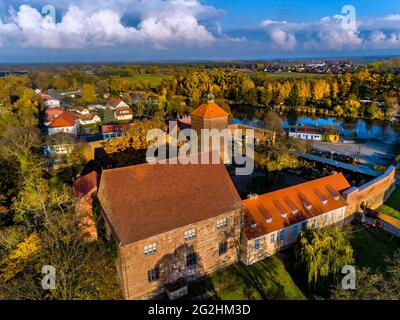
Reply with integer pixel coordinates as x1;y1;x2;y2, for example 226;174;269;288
116;209;242;300
343;166;396;217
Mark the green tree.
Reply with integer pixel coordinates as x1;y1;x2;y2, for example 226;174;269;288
103;106;115;124
54;77;69;90
295;226;354;292
81;84;96;104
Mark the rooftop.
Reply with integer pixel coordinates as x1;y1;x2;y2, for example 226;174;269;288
47;111;77;128
242;173;351;239
191;102;229;119
97;160;242;245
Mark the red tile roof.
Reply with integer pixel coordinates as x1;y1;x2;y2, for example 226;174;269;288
47;111;77;128
107;98;125;108
74;171;101;198
97;161;242;245
243;173;351;239
191;102;229;119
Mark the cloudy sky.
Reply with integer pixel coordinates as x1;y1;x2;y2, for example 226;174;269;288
0;0;399;62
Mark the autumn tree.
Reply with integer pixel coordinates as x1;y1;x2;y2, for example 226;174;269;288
81;84;96;104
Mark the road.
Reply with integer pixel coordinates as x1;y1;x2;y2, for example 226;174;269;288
311;141;394;167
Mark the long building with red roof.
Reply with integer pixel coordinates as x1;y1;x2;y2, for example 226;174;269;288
241;173;351;265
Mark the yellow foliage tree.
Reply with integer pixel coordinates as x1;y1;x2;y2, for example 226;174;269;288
0;232;41;281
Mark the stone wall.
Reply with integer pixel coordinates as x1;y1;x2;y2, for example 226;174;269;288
117;209;242;300
343;166;396;217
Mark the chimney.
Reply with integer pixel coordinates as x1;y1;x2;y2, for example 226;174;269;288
247;193;259;200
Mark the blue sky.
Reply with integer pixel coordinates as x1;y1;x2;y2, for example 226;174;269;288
0;0;399;63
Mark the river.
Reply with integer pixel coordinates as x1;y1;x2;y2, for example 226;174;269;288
231;106;400;145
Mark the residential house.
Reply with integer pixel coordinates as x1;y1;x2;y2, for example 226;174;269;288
241;173;351;265
44;107;65;126
77;113;101;126
97;160;243;300
40;93;61;109
102;123;134;139
74;106;90;115
47;111;78;136
107;98;129;110
114;105;133;121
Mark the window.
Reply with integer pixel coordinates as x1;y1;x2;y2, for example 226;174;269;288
187;253;197;268
330;211;334;222
292;224;299;236
279;229;285;241
254;238;261;250
147;268;160;282
322;214;327;225
144;243;157;256
311;218;317;229
219;242;228;255
184;228;196;240
270;233;276;244
217;218;228;229
301;221;308;231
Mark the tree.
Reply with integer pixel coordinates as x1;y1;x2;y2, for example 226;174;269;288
103;106;115;124
54;77;68;90
81;84;96;104
295;226;354;292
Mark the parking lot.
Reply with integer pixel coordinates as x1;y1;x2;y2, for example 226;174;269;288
312;141;395;167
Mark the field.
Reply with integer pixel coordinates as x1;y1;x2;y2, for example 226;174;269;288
378;188;400;220
264;72;327;79
187;255;306;300
126;73;174;88
346;223;400;271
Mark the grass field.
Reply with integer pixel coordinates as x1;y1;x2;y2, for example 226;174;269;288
346;223;400;271
264;72;327;79
378;188;400;220
126;73;174;88
187;255;306;300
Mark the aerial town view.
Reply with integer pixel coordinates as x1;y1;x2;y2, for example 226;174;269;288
1;0;400;316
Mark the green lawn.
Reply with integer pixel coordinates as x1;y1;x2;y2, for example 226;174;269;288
126;74;174;88
187;255;306;300
378;188;400;220
346;223;400;271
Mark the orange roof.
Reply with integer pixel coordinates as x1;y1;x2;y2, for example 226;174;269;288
243;173;351;239
48;111;77;128
191;102;229;119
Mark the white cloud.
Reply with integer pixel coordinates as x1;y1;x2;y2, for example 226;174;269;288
0;0;220;49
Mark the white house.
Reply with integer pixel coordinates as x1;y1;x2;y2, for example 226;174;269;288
107;98;129;110
47;111;78;136
74;106;90;115
44;99;61;109
77;113;102;126
114;106;133;121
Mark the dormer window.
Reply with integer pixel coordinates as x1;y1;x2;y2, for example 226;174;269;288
284;197;299;215
314;189;328;205
273;200;288;218
326;185;340;200
298;192;312;210
258;204;273;224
